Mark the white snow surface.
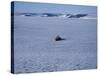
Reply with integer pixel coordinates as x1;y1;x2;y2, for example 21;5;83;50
14;16;97;73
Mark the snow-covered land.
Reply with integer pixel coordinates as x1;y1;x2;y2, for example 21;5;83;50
14;15;97;73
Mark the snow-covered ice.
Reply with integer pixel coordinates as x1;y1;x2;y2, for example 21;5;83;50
13;16;97;73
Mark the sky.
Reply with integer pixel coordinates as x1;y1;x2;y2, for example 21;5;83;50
12;1;97;15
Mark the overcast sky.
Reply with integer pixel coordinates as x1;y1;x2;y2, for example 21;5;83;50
12;1;97;15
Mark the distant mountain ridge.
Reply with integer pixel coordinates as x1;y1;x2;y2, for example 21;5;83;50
12;13;97;19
